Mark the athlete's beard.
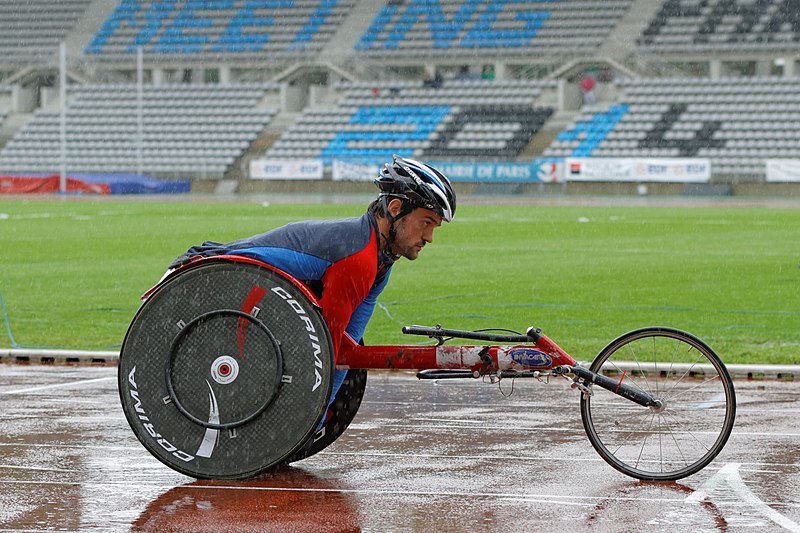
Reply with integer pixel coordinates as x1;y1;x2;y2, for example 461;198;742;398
390;218;424;261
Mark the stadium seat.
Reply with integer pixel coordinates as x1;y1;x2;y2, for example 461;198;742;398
85;0;354;59
638;0;800;54
356;0;633;58
0;0;92;64
0;83;279;177
265;79;555;163
543;76;800;177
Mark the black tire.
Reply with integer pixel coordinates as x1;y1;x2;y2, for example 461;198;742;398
119;260;334;479
580;327;736;481
284;368;368;464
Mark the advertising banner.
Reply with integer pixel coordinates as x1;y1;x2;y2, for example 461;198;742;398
249;159;323;180
431;161;559;183
333;160;562;183
332;159;380;181
0;175;110;194
766;159;800;182
565;158;711;183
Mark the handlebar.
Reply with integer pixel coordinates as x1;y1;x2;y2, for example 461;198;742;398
402;325;538;343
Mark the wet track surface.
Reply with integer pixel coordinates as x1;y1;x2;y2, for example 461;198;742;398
2;364;799;532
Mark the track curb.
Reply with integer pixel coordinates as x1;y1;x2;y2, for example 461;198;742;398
0;348;797;379
1;348;119;365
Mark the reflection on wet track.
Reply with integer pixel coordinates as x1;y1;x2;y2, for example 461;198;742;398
1;365;799;531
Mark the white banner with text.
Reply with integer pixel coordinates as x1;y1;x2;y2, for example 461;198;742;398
332;159;380;181
332;159;564;183
249;159;324;180
565;158;711;183
766;159;800;182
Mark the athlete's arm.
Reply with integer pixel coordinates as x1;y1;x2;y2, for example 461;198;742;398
318;236;379;360
345;268;391;342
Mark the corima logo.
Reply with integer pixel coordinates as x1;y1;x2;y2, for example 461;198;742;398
508;348;552;368
270;286;324;392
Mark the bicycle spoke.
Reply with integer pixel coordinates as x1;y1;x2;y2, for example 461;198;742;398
633;413;657;470
662;374;724;405
658;407;716;453
625;341;655;396
663;344;709;397
661;413;692;468
601;406;654;457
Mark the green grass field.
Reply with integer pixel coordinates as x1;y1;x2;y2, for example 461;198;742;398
1;198;798;365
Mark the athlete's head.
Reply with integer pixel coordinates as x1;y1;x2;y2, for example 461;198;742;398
373;155;456;222
369;155;456;260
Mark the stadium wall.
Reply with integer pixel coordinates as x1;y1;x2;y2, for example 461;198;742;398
227;156;800;198
201;177;800;199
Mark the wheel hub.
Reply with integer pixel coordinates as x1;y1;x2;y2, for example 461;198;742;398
649;398;666;414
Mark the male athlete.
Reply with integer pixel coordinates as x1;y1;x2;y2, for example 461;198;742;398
168;155;457;404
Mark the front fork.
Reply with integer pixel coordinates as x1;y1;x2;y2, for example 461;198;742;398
555;365;663;409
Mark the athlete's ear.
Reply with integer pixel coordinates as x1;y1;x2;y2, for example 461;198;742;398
387;198;405;218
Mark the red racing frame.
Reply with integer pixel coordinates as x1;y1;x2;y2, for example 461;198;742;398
336;330;578;372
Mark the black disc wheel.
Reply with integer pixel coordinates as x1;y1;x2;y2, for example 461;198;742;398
580;327;736;481
285;368;368;464
119;260;334;479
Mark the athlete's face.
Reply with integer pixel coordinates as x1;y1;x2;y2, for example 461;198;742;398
389;202;443;260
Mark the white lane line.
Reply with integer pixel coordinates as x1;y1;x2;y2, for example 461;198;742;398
0;442;798;477
411;417;484;424
725;463;800;532
685;463;732;503
0;377;114;396
0;480;676;504
318;452;800;475
3;479;800;510
0;464;77;473
357;423;800;438
0;443;144;451
686;462;800;532
365;422;761;438
731;431;800;438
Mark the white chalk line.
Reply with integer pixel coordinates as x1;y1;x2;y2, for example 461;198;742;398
0;377;115;396
3;478;800;513
0;464;77;473
351;421;800;439
356;422;800;439
686;462;800;531
318;451;800;475
363;400;800;416
0;442;798;476
0;479;685;505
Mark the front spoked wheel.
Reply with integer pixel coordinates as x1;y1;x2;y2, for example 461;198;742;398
580;327;736;481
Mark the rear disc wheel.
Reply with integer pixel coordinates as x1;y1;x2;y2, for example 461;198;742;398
285;369;368;464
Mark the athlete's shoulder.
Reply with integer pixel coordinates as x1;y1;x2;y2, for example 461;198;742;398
232;212;377;263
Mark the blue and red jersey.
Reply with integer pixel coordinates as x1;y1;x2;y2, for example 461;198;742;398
170;212;394;359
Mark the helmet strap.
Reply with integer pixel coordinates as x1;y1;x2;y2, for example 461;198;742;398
380;195;414;258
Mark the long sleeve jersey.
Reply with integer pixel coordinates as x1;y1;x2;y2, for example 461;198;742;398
170;212;395;359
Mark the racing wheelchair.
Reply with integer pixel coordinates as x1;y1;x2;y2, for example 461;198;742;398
119;256;736;482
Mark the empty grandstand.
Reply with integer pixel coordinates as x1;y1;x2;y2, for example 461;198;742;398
0;83;278;177
0;0;799;192
0;0;93;66
543;76;800;176
355;0;633;58
86;0;356;59
266;79;555;162
638;0;800;54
